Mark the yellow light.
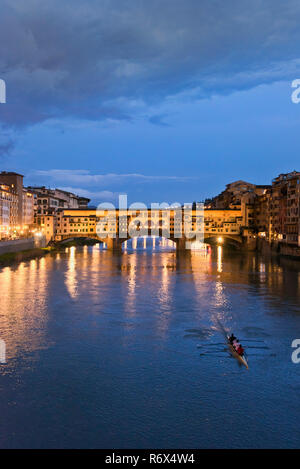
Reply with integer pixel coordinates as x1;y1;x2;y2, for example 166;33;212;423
217;237;224;244
217;245;223;273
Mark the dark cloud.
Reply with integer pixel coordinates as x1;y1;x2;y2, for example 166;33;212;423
1;0;300;127
148;114;171;127
0;139;14;156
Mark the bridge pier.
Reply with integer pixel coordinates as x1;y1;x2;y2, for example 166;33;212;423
105;237;123;252
174;236;191;252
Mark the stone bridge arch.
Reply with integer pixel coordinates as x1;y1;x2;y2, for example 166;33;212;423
204;235;243;249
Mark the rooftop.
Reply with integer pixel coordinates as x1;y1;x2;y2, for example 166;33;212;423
0;171;24;177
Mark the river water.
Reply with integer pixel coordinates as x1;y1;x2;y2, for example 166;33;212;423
0;244;300;448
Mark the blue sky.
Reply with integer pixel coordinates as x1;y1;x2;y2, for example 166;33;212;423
1;1;300;205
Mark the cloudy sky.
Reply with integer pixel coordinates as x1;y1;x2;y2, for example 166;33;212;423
1;0;300;205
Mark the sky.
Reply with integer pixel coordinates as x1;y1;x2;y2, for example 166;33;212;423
1;0;300;206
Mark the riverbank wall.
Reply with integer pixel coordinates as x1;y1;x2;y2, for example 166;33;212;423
0;237;46;255
257;238;300;259
0;237;96;267
0;237;49;267
0;248;51;266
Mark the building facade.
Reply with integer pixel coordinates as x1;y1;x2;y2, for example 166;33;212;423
0;172;34;239
26;186;90;242
0;172;24;225
255;171;300;246
0;184;18;239
208;173;300;248
22;189;34;226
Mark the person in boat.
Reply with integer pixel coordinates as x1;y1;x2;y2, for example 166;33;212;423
233;338;239;347
233;339;241;351
236;344;244;356
229;333;236;344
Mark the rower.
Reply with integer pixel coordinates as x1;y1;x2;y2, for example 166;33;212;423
229;333;236;344
236;344;244;356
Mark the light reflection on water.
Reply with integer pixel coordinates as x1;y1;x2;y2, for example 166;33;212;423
0;245;300;448
65;246;77;299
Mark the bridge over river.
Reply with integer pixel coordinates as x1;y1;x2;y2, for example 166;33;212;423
46;206;256;251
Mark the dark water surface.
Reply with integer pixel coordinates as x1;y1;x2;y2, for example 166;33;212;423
0;245;300;448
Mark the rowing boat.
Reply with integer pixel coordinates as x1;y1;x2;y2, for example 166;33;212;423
227;335;249;369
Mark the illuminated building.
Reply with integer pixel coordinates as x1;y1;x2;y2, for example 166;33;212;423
0;184;18;239
255;171;300;246
27;186;90;242
0;172;34;237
